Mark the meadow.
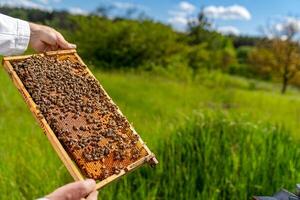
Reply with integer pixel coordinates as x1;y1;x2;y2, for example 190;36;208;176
1;64;300;199
0;4;300;200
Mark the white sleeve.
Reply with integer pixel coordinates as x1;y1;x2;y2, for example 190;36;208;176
0;13;30;56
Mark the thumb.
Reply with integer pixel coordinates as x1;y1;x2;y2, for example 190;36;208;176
86;190;99;200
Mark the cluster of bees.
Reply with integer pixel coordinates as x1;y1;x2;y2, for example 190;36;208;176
12;55;145;180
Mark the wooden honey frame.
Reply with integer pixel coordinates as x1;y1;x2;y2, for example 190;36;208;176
2;49;158;190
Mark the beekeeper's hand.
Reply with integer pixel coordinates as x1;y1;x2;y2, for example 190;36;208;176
41;179;98;200
29;22;76;52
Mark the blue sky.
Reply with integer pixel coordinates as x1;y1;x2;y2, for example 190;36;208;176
2;0;300;36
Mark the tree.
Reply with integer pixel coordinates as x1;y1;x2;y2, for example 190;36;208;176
270;39;300;93
186;10;237;74
187;9;212;45
250;19;300;94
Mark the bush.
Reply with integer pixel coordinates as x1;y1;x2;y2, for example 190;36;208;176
65;16;187;69
187;37;237;75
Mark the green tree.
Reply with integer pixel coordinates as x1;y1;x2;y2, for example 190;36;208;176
249;19;300;94
186;10;237;74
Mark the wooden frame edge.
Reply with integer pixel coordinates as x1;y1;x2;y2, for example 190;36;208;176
3;49;77;62
95;154;154;190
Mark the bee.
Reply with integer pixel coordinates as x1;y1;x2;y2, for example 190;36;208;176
102;169;110;179
112;166;121;175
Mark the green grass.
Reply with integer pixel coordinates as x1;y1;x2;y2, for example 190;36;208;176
98;70;300;139
1;67;300;199
84;114;300;200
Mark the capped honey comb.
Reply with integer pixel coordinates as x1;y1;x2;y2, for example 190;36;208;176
2;50;158;189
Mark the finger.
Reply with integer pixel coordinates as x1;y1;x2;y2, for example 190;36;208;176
49;43;59;51
40;29;57;46
42;44;51;52
32;41;48;52
86;191;99;200
56;31;76;49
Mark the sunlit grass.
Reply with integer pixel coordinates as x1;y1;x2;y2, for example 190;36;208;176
98;70;300;139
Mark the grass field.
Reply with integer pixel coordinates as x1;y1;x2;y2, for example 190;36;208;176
1;66;300;199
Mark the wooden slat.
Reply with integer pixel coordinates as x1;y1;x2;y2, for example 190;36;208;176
45;49;77;56
2;49;77;62
3;54;35;62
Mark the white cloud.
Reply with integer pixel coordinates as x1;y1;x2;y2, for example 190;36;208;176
217;26;240;35
203;5;251;20
0;0;49;10
168;1;197;29
275;17;300;32
68;7;89;16
178;1;195;13
112;1;147;11
264;17;300;39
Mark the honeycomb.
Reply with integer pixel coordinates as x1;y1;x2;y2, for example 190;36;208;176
10;53;149;180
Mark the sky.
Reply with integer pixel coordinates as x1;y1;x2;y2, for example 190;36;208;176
2;0;300;36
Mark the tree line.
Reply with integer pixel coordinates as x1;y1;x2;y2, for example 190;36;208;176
1;6;300;94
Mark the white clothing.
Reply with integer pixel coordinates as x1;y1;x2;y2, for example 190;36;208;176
0;13;30;56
